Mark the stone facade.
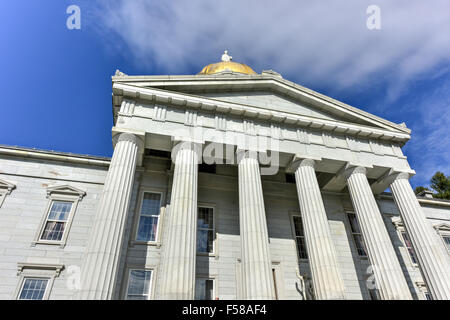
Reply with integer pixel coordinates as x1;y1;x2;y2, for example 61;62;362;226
0;64;449;300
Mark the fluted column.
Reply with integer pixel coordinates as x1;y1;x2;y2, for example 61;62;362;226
345;166;412;300
292;158;346;299
238;152;275;300
78;132;142;299
390;173;450;299
159;142;200;299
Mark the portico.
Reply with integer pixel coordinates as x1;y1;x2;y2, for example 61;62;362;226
77;54;450;300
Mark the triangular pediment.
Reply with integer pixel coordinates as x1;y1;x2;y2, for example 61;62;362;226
0;178;16;194
199;91;362;124
112;74;411;143
46;184;86;199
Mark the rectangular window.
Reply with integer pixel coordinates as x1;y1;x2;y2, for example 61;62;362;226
292;216;308;260
424;292;432;300
401;231;418;264
126;269;152;300
347;212;367;257
136;192;161;242
368;288;380;300
197;207;214;254
442;236;450;253
18;278;49;300
40;201;72;241
195;278;214;300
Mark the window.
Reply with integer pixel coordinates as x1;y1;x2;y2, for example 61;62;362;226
443;236;450;253
424;292;432;300
368;288;380;300
0;178;16;208
15;262;63;300
347;212;367;257
136;192;162;242
433;223;450;255
34;185;85;247
40;201;72;241
18;278;49;300
401;231;418;264
292;215;308;260
197;207;215;254
126;269;153;300
195;278;214;300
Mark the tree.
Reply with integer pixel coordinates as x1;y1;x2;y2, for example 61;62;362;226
414;186;429;195
430;171;450;200
415;171;450;200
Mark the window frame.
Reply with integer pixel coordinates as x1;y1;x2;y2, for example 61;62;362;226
195;275;217;300
0;178;16;208
392;217;419;267
345;211;368;259
124;267;155;300
33;185;85;248
433;223;450;255
14;262;63;300
130;188;166;247
289;212;309;262
197;203;217;256
17;277;50;300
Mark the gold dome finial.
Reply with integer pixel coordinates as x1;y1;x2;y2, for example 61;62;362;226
198;51;256;75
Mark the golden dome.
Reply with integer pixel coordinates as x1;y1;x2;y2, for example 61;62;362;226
198;51;256;75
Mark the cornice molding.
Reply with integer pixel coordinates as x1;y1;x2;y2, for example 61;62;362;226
111;74;410;135
112;83;410;145
46;184;86;200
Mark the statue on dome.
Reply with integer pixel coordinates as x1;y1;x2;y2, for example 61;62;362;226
221;50;232;62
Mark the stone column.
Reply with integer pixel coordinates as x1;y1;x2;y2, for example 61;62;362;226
238;152;275;300
292;157;346;299
159;142;200;299
78;132;142;299
345;166;412;300
390;173;450;299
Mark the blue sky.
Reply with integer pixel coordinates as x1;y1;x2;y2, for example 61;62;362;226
1;0;449;189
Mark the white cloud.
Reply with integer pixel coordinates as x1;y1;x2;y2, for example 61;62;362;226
92;0;450;187
404;80;450;188
93;0;450;94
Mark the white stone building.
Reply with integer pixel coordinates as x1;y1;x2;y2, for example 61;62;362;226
1;53;449;300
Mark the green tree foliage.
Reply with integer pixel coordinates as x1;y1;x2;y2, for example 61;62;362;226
415;171;450;200
430;171;450;200
414;186;429;195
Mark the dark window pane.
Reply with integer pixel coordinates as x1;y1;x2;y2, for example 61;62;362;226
354;234;367;257
195;279;214;300
347;213;361;233
197;230;214;253
126;270;152;299
141;193;161;215
198;207;213;228
136;216;159;242
296;237;308;259
41;221;65;241
48;201;72;221
402;232;417;263
293;216;305;237
19;279;48;300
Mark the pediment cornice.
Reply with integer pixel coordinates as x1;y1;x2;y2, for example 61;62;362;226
112;74;410;135
0;178;16;194
46;184;86;200
112;82;410;145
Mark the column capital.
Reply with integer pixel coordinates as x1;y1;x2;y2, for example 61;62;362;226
340;163;372;180
236;148;260;164
170;137;203;164
111;127;145;150
286;154;321;173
